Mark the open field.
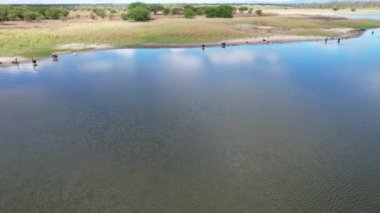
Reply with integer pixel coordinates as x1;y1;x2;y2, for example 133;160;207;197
1;13;380;61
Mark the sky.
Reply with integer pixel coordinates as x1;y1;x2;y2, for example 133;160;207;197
0;0;346;4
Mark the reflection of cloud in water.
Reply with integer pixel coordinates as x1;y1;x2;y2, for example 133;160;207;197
113;49;136;58
263;52;280;64
207;50;256;65
79;60;114;72
159;49;202;71
77;50;136;72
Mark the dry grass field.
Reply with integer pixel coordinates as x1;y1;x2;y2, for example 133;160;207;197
1;10;380;58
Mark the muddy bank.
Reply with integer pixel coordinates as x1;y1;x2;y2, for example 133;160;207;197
0;29;365;68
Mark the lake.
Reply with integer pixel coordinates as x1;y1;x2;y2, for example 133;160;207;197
0;30;379;212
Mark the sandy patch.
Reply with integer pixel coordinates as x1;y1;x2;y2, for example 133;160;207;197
56;43;114;50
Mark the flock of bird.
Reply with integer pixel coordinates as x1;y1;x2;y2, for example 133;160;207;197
202;30;377;50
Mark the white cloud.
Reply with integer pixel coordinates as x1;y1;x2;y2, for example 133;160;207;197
79;60;115;71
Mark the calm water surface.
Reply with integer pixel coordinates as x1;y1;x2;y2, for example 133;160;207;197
336;13;380;20
0;30;380;212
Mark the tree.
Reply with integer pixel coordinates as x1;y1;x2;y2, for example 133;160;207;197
150;4;164;15
218;5;234;18
122;6;150;21
163;8;170;15
255;9;263;16
171;7;184;15
205;7;218;18
7;9;18;21
184;5;194;11
184;9;196;19
45;8;69;19
0;6;10;21
12;7;27;20
248;8;253;14
238;6;249;14
23;11;40;21
205;5;233;18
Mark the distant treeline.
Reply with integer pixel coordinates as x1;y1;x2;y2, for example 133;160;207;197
0;5;69;21
5;2;380;10
275;2;380;9
120;3;236;21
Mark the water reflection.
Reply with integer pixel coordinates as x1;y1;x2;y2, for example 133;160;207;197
159;49;203;71
206;49;256;65
0;30;380;212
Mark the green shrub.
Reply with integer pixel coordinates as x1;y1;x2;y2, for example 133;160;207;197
122;6;150;21
90;12;97;20
23;11;40;21
59;14;66;21
36;14;45;21
238;6;249;13
333;7;339;11
205;5;233;18
93;7;107;18
195;7;205;15
351;8;356;12
171;7;184;15
255;9;263;16
184;9;196;19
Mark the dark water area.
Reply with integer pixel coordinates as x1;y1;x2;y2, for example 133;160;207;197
0;30;380;212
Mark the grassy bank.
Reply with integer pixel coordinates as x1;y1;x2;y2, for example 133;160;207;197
1;15;380;57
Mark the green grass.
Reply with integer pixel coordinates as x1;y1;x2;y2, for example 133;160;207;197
1;16;380;57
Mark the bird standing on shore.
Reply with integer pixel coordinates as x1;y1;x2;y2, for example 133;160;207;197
32;57;37;64
11;58;18;64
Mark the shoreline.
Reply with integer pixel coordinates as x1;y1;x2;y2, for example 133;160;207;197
0;29;365;68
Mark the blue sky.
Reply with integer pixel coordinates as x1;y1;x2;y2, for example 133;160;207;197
0;0;334;4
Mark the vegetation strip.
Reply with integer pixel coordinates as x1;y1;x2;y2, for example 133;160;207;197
1;2;380;62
